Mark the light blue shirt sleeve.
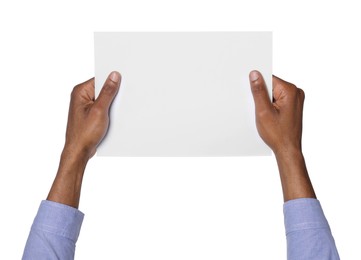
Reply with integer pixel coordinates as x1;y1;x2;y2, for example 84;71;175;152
22;200;84;260
23;198;339;259
284;198;340;260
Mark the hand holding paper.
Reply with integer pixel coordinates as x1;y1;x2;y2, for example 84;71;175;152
64;71;121;159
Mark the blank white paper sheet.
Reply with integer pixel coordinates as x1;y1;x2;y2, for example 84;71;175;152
94;32;272;156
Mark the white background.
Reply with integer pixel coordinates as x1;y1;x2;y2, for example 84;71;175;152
0;0;360;259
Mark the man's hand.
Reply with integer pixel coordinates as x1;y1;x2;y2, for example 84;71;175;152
64;71;121;159
47;71;121;208
249;70;304;156
249;70;316;201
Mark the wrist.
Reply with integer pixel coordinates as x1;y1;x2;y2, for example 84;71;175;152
60;145;90;170
274;147;306;178
62;143;92;161
47;144;89;208
274;146;316;201
274;145;303;162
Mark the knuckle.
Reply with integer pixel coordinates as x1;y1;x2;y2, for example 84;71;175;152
298;88;305;100
91;106;105;117
289;83;297;89
71;84;82;97
257;109;272;120
285;83;298;97
289;84;298;93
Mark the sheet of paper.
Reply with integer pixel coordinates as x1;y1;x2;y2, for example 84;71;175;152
94;32;272;156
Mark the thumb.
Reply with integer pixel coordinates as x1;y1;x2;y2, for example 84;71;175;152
94;71;121;111
249;70;272;116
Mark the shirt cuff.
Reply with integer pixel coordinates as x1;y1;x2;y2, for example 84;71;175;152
283;198;330;235
31;200;84;243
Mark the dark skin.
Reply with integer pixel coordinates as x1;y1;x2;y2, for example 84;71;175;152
249;70;316;201
47;71;121;208
47;70;315;209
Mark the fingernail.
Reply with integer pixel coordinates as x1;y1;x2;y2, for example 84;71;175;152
109;71;121;83
249;70;260;82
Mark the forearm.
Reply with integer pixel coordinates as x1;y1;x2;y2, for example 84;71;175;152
23;73;120;259
24;146;87;259
275;147;316;202
276;148;340;259
47;146;89;209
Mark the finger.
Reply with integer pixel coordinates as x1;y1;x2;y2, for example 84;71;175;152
249;70;273;115
71;78;95;104
272;75;300;104
94;71;121;111
272;75;286;102
81;78;95;101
